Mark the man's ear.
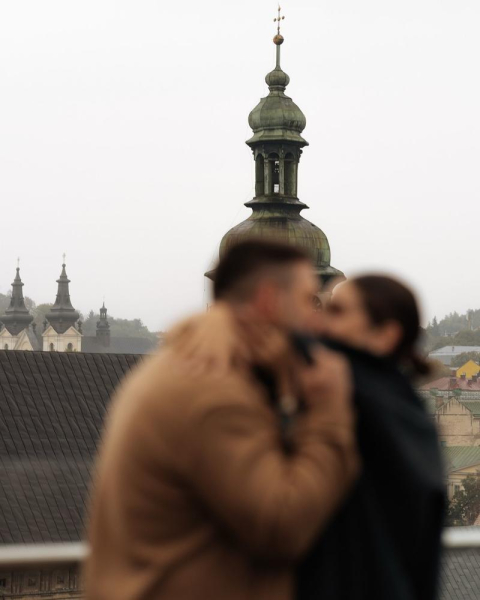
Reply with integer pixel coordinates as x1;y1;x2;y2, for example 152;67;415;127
252;281;278;319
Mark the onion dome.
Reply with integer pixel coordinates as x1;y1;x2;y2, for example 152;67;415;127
246;43;307;146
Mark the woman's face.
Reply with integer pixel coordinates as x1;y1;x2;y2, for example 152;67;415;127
323;281;402;357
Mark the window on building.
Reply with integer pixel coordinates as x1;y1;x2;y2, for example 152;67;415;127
255;154;264;196
454;485;460;493
267;153;280;195
66;343;73;352
0;578;7;587
284;152;295;196
273;160;280;193
4;344;8;351
49;343;55;352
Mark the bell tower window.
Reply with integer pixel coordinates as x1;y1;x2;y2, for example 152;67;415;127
284;152;296;196
255;154;265;196
66;343;73;352
267;153;280;195
273;160;280;193
49;343;55;352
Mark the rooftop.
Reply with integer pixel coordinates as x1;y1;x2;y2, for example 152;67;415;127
0;350;140;544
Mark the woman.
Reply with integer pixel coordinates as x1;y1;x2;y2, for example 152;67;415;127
297;274;445;600
320;274;430;376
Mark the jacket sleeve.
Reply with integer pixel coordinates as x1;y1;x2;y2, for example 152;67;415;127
186;383;360;561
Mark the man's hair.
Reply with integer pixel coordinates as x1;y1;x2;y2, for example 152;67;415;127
213;239;311;301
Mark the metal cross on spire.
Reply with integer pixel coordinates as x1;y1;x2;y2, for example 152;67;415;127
63;252;66;265
274;5;285;35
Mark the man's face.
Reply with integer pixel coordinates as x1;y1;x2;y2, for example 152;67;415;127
255;261;320;332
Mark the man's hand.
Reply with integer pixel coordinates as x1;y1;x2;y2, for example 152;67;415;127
298;347;353;411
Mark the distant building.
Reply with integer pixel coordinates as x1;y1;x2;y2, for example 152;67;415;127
0;263;157;355
442;446;480;499
456;360;480;379
429;346;480;366
420;376;480;446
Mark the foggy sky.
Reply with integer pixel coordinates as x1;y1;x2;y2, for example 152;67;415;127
1;1;479;331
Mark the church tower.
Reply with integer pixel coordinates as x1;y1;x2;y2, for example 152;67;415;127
0;264;36;350
43;259;82;352
206;9;344;289
96;302;111;347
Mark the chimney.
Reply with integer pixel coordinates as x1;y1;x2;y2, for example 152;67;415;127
461;373;466;380
473;375;478;383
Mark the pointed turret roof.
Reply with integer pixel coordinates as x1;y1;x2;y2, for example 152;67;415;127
1;264;34;336
45;260;80;334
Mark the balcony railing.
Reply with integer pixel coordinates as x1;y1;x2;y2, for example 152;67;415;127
0;529;478;598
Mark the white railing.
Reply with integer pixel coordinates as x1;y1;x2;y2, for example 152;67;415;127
442;527;480;548
0;529;477;568
0;541;88;567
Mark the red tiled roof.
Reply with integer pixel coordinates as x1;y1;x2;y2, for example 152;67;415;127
420;377;480;391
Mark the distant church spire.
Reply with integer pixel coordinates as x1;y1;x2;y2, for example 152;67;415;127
1;263;34;336
96;302;111;347
45;259;80;334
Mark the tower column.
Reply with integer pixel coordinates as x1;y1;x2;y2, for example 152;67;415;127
279;157;285;195
264;159;271;195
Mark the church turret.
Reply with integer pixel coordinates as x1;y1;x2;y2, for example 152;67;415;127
96;302;111;347
1;263;34;336
206;9;344;286
45;258;80;334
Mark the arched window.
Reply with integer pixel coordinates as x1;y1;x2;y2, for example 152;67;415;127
267;153;280;195
255;154;265;196
4;344;8;351
284;152;296;196
49;343;55;352
66;343;73;352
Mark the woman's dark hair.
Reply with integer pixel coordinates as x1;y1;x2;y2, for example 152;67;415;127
352;275;430;376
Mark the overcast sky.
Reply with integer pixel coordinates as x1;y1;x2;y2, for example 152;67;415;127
1;1;479;331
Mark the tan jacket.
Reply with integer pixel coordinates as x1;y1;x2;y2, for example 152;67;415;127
85;315;358;600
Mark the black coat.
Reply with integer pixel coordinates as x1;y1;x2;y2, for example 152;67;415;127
296;341;445;600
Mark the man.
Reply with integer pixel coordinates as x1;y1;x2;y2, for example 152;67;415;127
85;240;359;600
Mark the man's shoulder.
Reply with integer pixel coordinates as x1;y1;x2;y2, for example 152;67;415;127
118;348;259;411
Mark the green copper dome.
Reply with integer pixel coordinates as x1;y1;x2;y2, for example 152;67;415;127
247;64;307;146
219;204;332;271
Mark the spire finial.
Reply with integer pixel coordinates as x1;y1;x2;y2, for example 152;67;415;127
274;5;285;36
62;252;66;265
17;257;20;270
